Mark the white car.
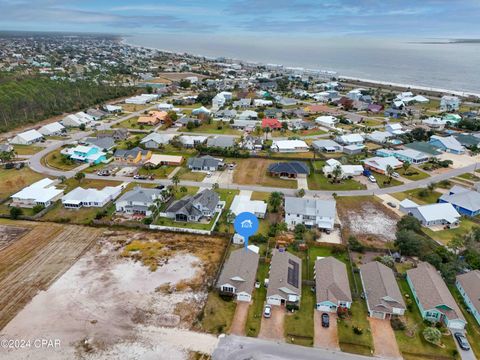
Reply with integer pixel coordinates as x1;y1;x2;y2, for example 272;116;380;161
368;175;377;183
263;305;272;318
392;172;400;178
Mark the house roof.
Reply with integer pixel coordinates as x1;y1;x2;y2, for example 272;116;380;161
140;132;175;145
230;195;267;216
407;262;465;322
312;139;342;150
315;257;352;305
404;141;443;156
146;154;183;166
363;156;402;171
285;197;336;219
116;186;163;204
430;135;464;153
114;147;149;159
217;248;259;295
268;161;310;175
62;186;121;204
271;140;308;151
262;118;281;129
440;186;480;212
454;134;480;147
39;122;64;133
267;249;302;299
85;137;115;150
165;189;219;217
187;155;222;169
207;136;235;148
360;261;406;313
13;129;43;142
415;203;460;223
367;131;392;143
11;178;63;203
456;270;480;314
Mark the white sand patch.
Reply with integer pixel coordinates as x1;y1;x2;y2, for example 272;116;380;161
345;203;398;241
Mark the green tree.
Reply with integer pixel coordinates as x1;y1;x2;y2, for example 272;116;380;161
268;191;283;213
0;150;14;163
332;165;343;183
10;207;23;219
423;327;442;345
74;172;85;183
385;165;394;184
397;215;422;233
171;174;180;190
402;161;411;175
394;229;424;256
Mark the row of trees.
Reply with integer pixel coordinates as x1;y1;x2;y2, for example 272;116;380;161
0;75;136;132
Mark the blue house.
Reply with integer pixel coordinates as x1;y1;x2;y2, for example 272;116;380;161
438;185;480;217
62;145;107;164
456;271;480;326
429;135;465;154
384;108;404;119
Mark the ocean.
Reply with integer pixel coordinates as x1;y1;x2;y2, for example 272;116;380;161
126;34;480;96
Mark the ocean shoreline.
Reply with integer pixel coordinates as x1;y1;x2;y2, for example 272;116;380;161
122;37;480;98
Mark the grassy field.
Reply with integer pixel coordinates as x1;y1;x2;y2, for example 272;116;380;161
308;172;366;191
245;261;269;337
41;148;79;171
423;218;478;246
391;189;442;205
187;122;243;135
41;202;115;225
177;167;207;182
201;292;237;334
396;279;458;360
112;117;155;130
13;144;43;155
373;173;403;188
457;172;480;182
233;158;298;189
121;103;151;112
214;188;239;233
397;167;430;181
284;286;315;346
138;165;176;179
0;168;45;200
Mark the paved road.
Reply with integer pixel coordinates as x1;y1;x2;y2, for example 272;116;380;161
213;335;376;360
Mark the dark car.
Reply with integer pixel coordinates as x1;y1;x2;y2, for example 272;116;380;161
321;313;330;328
155;185;165;190
454;332;470;351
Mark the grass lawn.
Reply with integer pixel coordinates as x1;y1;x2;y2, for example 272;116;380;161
423;218;478;246
391;189;442;205
214;188;240;233
268;151;315;159
373;173;403;188
396;279;458;360
308;172;366;191
177;167;207;182
250;191;270;201
362;119;383;127
138;165;176;179
397;167;430;181
233;158;298;189
112;117;155;130
284;286;315;346
201;292;237;334
41;148;79;171
245;261;269;337
0;167;44;200
121;103;151;112
41;202;115;225
457;172;480;182
187;122;243;135
154;211;218;230
449;285;480;359
13;144;43;155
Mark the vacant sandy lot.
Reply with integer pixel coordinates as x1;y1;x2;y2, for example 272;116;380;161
0;228;226;360
337;197;399;246
0;224;28;251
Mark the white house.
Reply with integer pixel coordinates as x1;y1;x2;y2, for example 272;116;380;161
140;133;175;149
253;99;273;107
323;159;363;178
271;139;309;153
285;197;336;231
157;103;174;111
38;122;65;136
440;95;460;111
315;115;338;128
363;156;402;174
10;129;43;145
125;94;158;105
10;178;63;208
230;195;267;219
104;104;122;113
336;134;364;146
178;135;208;148
385;123;405;135
62;186;123;209
399;199;461;228
62;112;94;127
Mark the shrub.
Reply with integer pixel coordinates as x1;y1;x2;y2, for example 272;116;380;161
143;217;153;225
423;327;442;345
9;207;23;219
390;317;406;331
353;326;363;335
32;204;45;214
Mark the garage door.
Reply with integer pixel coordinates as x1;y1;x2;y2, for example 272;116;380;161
237;293;251;302
267;297;281;306
371;311;385;319
448;320;466;330
317;305;333;312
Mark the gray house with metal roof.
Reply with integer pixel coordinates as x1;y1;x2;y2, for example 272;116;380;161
217;248;260;302
266;249;302;307
164;189;220;222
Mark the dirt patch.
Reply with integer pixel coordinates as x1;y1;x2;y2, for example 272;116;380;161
337;197;399;247
0;224;29;251
0;228;226;360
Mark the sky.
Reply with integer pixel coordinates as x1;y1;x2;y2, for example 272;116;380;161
0;0;479;38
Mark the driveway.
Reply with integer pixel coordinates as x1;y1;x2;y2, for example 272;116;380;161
229;302;250;336
368;318;402;360
356;175;379;190
317;229;342;245
258;305;285;341
314;311;339;350
298;176;309;190
453;331;476;360
376;194;404;217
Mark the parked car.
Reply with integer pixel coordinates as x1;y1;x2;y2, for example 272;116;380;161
454;332;470;351
263;305;272;318
206;172;212;177
368;175;377;183
4;162;14;169
15;162;25;170
133;175;148;180
392;172;400;178
321;313;330;328
97;170;110;176
155;184;165;190
387;202;397;208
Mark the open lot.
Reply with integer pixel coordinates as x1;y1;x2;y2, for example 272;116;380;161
337;196;399;247
233;158;298;189
0;227;226;359
187;122;243;135
0;167;45;200
13;144;44;155
308;172;366;191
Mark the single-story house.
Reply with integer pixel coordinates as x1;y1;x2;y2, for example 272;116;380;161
84;136;115;151
362;156;402;174
454;134;480;148
61;145;107;164
140;133;175;149
266;249;302;307
113;147;152;164
10;178;63;208
115;186;165;216
104;104;122;113
261;118;282;130
237;110;258;121
343;144;365;155
429;135;465;154
187;155;223;171
366;131;392;144
268;161;310;179
315;116;338;128
404;141;443;156
359;261;406;319
100;129;128;141
423;117;448;129
312;139;343;153
62;112;94;127
62;186;123;208
456;270;480;326
145;154;184;167
323;159;363;179
315;257;352;312
385;123;405;135
384;108;404;118
376;148;429;164
399;199;460;228
207;136;236;149
191;106;211;116
438;185;480;217
164;189;220;222
407;262;466;330
241;136;263;151
86;108;107;120
216;248;260;302
336;134;364;146
285;197;336;231
271;140;309;153
230;195;267;219
178;135;208;148
38;122;65;136
10;129;44;145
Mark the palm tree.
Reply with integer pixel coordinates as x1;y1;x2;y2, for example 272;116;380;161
268;191;283;213
75;172;85;183
402;161;411;176
211;182;219;190
332;165;343;184
262;126;271;140
171;174;180;190
385;165;394;184
180;186;187;193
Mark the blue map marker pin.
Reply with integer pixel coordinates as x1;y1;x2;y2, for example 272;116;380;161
234;212;259;249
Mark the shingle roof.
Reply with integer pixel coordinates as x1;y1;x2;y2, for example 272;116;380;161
285;197;336;218
85;137;115;150
207;136;235;148
360;261;405;313
408;262;465;322
267;249;302;299
315;257;352;305
217;248;259;295
268;161;310;175
166;189;219;216
187;155;222;169
116;186;163;204
114;147;149;159
457;270;480;314
440;186;480;212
